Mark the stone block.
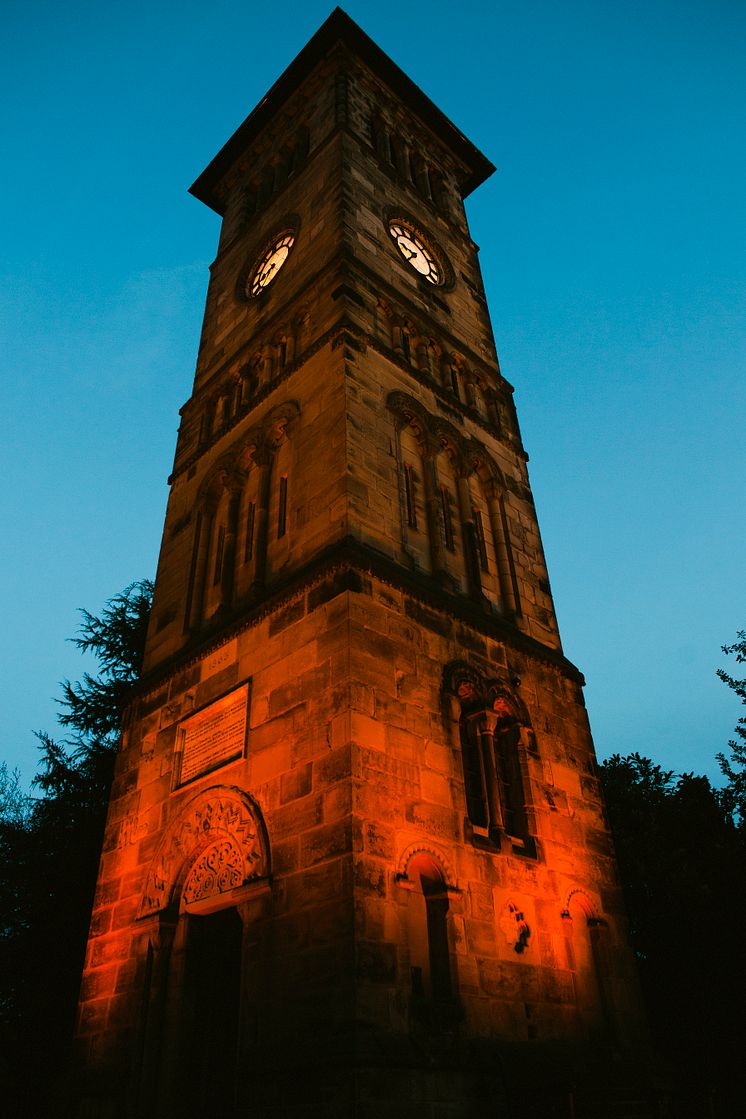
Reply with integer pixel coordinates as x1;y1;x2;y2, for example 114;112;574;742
354;856;387;897
324;779;352;821
270;792;324;840
300;818;352;867
280;762;313;803
362;820;395;861
315;742;352;784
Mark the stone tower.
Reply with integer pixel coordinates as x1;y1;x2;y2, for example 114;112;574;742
73;10;652;1118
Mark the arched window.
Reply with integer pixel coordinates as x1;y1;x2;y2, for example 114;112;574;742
202;486;232;621
467;473;501;607
266;435;292;577
398;425;431;573
565;894;613;1043
234;459;261;603
404;854;453;1004
436;447;467;591
446;665;533;851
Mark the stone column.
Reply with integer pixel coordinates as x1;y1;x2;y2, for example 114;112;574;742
471;710;503;838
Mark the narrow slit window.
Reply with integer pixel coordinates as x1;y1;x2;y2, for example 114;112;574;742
473;509;488;571
440;486;455;551
401;331;411;365
213;526;226;585
450;368;461;400
404;465;418;529
277;475;288;539
244;501;256;563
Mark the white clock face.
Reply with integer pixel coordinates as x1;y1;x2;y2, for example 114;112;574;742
248;231;295;296
389;222;442;284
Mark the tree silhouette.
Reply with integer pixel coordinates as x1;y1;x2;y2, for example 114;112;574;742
0;580;152;1117
717;629;746;826
601;752;746;1116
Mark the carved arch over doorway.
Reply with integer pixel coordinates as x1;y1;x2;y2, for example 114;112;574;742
139;785;269;917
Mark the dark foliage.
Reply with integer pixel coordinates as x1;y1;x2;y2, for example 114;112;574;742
0;581;152;1117
716;629;746;825
601;752;746;1116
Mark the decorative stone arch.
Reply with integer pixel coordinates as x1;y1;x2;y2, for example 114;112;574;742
396;843;457;1005
484;678;533;731
387;390;432;447
397;840;456;889
431;416;468;465
261;398;300;448
196;453;236;510
443;659;485;707
235;427;262;476
463;439;506;496
139;785;270;918
563;888;601;922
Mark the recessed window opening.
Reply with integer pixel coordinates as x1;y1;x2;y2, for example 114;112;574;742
212;526;226;585
244;501;256;563
407;856;453;1003
404;464;418;529
473;508;489;571
440;485;455;551
277;475;288;539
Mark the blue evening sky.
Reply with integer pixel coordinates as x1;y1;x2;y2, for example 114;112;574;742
2;0;744;787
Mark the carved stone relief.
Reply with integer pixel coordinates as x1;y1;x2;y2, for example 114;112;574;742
139;787;267;917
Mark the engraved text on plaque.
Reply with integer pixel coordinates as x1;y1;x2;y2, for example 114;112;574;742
176;682;250;786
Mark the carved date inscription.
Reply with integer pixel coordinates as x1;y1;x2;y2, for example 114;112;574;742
177;683;249;786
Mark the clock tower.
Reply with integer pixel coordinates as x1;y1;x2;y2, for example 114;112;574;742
73;10;653;1117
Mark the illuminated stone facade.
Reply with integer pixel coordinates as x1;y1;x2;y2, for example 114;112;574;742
73;11;653;1117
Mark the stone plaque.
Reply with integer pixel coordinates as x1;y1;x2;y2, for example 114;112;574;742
176;682;250;787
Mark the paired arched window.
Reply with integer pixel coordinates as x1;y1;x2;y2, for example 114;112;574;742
388;392;520;616
446;664;534;851
185;403;299;631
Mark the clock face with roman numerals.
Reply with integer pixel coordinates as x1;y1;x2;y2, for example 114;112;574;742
388;221;442;284
247;230;295;296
